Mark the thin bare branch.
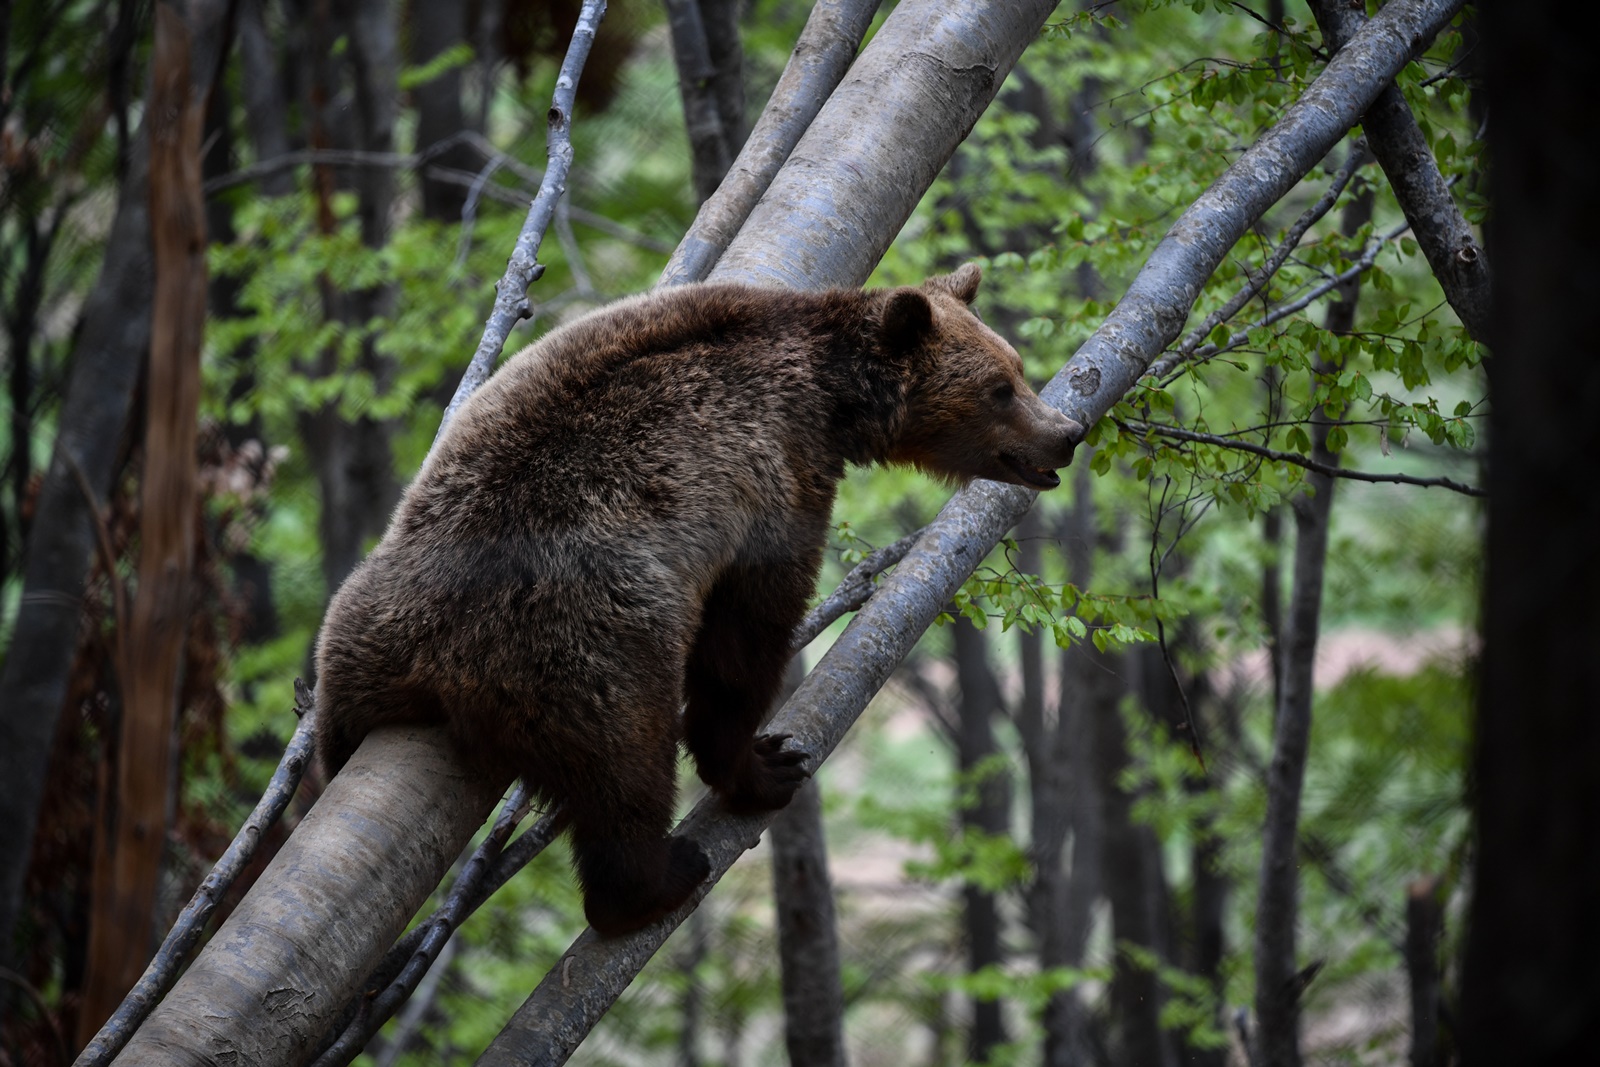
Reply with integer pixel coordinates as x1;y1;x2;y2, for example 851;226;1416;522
1120;418;1485;496
792;532;920;651
1158;217;1413;386
439;0;608;432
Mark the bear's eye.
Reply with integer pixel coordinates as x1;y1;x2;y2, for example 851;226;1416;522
991;382;1015;404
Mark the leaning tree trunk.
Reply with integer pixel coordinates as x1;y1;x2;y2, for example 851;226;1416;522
1459;2;1600;1061
107;2;1469;1063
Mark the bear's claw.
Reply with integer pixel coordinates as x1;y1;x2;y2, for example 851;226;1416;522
725;734;812;813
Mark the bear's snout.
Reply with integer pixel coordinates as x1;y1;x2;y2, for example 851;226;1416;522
994;398;1083;490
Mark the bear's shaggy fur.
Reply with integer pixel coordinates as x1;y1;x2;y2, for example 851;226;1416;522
315;265;1082;935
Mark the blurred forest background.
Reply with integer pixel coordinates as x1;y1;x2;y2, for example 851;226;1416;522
0;0;1507;1064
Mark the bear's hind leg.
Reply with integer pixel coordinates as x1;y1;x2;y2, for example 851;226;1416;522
564;726;710;936
684;565;812;815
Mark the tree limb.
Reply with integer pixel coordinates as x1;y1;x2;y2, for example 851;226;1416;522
1118;418;1486;496
75;685;318;1067
1147;141;1368;381
659;0;881;285
438;0;609;431
1307;0;1491;342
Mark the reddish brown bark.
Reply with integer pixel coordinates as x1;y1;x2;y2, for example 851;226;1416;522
77;1;209;1045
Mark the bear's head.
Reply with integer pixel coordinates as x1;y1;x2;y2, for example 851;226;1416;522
882;264;1084;490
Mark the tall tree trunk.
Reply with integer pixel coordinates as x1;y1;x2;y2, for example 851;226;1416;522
1252;175;1373;1067
1015;511;1074;1067
951;619;1011;1063
77;1;215;1042
664;0;746;204
410;0;477;221
771;779;848;1067
1093;652;1177;1067
1046;461;1106;1067
300;0;401;599
0;0;222;984
770;657;848;1066
1460;3;1600;1061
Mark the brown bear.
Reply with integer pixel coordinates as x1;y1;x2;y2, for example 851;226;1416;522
314;264;1082;935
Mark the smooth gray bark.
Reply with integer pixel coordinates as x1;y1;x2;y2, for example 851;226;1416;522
660;0;880;284
108;727;507;1067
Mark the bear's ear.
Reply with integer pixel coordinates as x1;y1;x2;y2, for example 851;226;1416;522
881;289;934;354
924;262;982;304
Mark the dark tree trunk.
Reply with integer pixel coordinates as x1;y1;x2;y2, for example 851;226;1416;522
1092;661;1177;1067
1459;4;1600;1062
677;905;708;1067
299;0;401;600
0;0;201;975
410;0;477;221
1404;877;1442;1067
1045;458;1106;1067
771;779;848;1067
951;619;1010;1063
1253;177;1373;1067
771;656;848;1067
663;0;745;204
238;0;294;196
1015;510;1076;1067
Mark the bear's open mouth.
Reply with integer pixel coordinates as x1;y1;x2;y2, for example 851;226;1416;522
999;453;1061;490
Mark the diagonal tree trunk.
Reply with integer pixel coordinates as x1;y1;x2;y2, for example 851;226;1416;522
1306;0;1490;342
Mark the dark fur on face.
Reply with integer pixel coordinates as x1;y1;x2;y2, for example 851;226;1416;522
314;265;1083;935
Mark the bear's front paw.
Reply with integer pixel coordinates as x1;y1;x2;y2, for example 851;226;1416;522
724;733;811;814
